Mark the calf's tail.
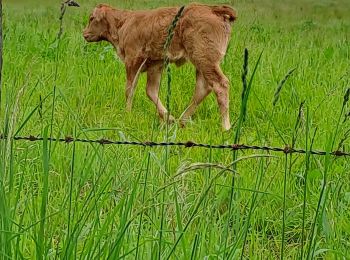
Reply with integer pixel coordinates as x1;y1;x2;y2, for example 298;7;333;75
211;5;237;22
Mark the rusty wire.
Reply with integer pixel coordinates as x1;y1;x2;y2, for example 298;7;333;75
0;134;349;156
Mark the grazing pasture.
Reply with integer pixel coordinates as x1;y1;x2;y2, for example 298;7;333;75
1;0;349;259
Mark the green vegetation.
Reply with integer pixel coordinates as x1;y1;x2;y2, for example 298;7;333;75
1;0;349;258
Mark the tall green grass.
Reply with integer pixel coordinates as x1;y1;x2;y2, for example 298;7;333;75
1;0;350;258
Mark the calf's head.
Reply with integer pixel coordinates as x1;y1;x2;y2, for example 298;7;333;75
83;4;111;42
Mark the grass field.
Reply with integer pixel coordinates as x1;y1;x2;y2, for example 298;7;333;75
1;0;350;259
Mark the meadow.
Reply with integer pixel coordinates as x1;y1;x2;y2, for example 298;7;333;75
1;0;350;258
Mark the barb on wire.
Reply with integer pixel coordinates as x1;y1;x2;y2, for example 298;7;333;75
0;134;349;157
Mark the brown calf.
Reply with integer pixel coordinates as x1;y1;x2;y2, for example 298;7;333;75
83;3;237;130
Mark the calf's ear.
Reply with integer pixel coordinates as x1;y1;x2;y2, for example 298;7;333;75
104;11;121;42
93;6;106;22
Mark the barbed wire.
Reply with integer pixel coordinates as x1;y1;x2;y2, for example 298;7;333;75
0;134;349;156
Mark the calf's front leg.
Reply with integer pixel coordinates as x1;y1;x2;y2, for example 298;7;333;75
146;64;175;123
125;58;147;111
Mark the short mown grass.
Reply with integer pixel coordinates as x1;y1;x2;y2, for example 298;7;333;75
1;0;350;258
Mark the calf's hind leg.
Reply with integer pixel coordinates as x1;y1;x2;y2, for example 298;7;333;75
180;70;211;127
202;64;231;130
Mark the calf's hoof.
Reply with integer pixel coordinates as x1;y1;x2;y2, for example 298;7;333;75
222;119;231;131
162;113;176;124
126;104;132;112
179;117;190;128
